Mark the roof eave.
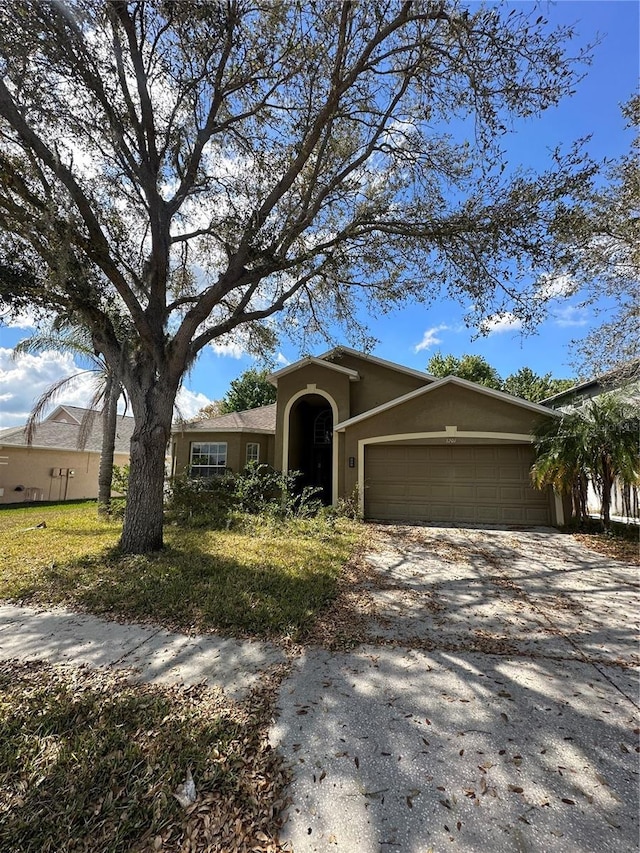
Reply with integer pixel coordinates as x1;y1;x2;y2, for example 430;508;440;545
171;426;275;435
320;345;436;383
268;356;360;385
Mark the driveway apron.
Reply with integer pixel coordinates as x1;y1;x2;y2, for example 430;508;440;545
270;526;639;853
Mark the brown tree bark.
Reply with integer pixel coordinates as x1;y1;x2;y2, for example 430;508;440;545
97;371;120;517
119;381;175;553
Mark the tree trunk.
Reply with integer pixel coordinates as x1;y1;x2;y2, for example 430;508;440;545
601;457;613;531
97;371;119;517
119;385;174;554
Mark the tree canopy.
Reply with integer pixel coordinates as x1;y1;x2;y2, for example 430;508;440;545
557;96;639;376
426;352;502;389
220;368;276;414
501;367;574;403
425;353;573;400
0;1;597;551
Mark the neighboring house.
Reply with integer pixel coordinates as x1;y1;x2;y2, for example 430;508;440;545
0;405;134;504
542;362;640;521
542;360;640;411
172;347;564;526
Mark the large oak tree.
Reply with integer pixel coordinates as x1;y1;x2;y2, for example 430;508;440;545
0;0;596;552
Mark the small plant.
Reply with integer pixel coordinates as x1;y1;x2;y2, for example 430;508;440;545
333;486;362;521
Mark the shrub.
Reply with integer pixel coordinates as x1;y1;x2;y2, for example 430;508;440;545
165;464;324;528
165;471;237;528
109;464;130;518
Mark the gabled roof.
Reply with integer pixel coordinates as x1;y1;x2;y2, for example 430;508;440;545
541;360;640;408
174;403;276;434
0;406;135;453
48;405;83;424
334;375;559;431
320;345;436;383
268;356;360;384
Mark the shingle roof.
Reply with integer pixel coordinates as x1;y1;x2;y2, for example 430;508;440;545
0;406;135;454
175;403;276;434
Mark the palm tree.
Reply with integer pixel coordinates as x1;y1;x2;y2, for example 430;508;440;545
583;395;639;528
531;409;590;524
14;322;126;516
532;395;639;529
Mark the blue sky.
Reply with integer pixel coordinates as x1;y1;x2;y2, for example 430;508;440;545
0;0;638;427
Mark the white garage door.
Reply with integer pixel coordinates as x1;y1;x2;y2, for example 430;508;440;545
364;444;549;525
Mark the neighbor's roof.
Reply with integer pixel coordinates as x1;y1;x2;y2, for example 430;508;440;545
541;360;640;407
174;403;277;434
0;406;135;454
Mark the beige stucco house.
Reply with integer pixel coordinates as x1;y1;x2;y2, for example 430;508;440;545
172;347;564;526
0;405;134;504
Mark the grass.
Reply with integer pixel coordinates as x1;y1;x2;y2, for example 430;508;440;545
0;502;361;639
0;502;360;850
0;659;288;853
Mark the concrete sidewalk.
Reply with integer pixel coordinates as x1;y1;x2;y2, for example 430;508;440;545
0;603;285;700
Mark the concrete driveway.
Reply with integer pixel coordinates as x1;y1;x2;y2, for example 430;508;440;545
270;525;639;853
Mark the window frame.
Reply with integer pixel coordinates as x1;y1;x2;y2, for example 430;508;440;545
189;441;228;477
246;442;260;465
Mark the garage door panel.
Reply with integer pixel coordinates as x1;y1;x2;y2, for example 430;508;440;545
364;444;549;526
476;485;499;500
452;484;475;500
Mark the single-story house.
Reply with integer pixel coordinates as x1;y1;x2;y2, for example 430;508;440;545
172;347;565;526
0;405;134;504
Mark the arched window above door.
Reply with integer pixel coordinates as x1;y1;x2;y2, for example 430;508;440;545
313;408;333;445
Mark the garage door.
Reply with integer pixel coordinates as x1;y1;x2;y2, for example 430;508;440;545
364;444;549;525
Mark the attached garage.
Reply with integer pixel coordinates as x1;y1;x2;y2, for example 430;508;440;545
364;443;550;525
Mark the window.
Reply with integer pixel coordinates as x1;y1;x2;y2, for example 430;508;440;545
246;442;260;464
190;442;227;477
314;409;332;445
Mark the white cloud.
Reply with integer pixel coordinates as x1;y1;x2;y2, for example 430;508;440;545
209;338;247;359
479;313;523;335
553;304;589;328
0;309;39;330
536;273;577;301
174;387;216;421
276;352;290;365
414;325;449;353
0;348;97;428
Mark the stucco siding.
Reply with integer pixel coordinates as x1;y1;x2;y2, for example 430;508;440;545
0;447;129;504
326;351;429;415
343;384;547;454
274;365;351;471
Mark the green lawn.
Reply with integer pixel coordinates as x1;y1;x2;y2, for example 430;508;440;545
0;502;361;639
